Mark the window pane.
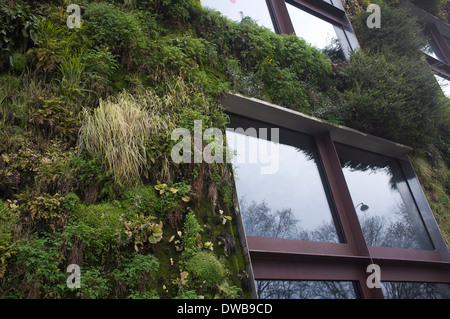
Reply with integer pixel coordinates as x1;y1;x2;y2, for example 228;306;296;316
256;280;360;299
226;116;342;243
335;144;434;250
421;29;446;62
285;2;346;60
435;74;450;98
381;282;450;299
201;0;275;31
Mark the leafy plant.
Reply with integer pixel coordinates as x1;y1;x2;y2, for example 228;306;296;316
113;252;160;297
0;3;40;69
123;214;163;252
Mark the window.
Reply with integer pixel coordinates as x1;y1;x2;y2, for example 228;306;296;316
226;115;342;243
222;93;450;299
285;2;347;60
335;143;434;250
200;0;359;59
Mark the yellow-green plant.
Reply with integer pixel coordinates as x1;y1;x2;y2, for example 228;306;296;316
77;91;153;186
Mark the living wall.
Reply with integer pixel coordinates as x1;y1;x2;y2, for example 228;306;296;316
0;0;449;299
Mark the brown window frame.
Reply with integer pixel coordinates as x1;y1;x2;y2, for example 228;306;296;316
221;93;450;299
266;0;359;58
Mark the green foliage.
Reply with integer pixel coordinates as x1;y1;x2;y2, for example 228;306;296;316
28;96;80;142
12;233;65;298
351;4;427;59
84;2;143;57
81;47;119;95
185;250;225;288
73;267;111;299
181;210;203;260
0;2;40;70
72;202;123;245
333;50;444;147
154;180;193;216
123;214;163;251
113;252;160;297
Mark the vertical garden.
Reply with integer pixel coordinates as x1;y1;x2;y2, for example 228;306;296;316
0;0;449;298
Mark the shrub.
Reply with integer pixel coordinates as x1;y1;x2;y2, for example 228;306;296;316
113;252;160;296
71;202;123;245
13;234;66;298
73;267;111;299
333;50;445;148
351;4;427;59
0;3;40;70
84;2;143;61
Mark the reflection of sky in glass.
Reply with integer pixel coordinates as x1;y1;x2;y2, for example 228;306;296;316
434;74;450;98
200;0;274;31
226;130;339;241
341;166;404;223
337;145;433;250
286;3;338;49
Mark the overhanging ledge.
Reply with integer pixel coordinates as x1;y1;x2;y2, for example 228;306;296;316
220;93;413;160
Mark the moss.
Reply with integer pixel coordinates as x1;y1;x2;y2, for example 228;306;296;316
185;250;225;288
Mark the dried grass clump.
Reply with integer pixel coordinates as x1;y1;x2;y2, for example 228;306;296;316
77;91;153;186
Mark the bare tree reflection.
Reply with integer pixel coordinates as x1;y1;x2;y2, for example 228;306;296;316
256;280;358;299
382;282;450;299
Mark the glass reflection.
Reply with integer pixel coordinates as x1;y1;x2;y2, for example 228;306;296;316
257;280;359;299
286;3;346;60
381;282;450;299
200;0;275;31
435;74;450;98
226;116;342;243
336;143;434;250
421;29;446;62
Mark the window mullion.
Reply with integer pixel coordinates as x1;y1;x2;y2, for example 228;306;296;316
315;132;384;299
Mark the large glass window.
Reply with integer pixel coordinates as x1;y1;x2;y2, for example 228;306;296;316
200;0;275;31
256;280;360;299
335;143;434;250
226;115;342;243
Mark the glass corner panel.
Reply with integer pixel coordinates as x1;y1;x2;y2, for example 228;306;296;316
335;143;434;250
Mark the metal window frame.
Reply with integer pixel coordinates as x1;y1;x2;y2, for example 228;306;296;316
221;93;450;299
266;0;359;58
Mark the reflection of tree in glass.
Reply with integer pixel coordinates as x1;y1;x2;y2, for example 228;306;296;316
382;282;450;299
240;199;309;240
240;199;339;242
323;37;346;62
257;280;358;299
358;202;426;249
